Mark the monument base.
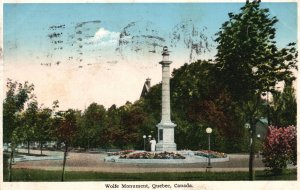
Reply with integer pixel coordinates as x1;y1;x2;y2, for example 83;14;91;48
155;142;177;152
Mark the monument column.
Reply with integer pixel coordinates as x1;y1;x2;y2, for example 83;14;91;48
156;46;177;152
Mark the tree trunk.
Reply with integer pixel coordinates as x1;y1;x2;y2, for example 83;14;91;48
248;94;261;180
27;140;30;155
40;141;43;155
249;119;256;180
9;149;14;182
61;143;68;182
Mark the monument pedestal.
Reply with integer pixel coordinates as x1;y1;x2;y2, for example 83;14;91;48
155;143;177;152
156;122;177;152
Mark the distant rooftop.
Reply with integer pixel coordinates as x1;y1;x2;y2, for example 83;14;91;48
140;78;151;98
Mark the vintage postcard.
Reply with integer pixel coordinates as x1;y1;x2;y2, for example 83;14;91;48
1;0;299;190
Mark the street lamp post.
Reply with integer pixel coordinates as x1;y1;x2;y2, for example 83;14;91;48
143;135;146;151
256;134;261;158
245;122;256;180
206;127;213;168
143;135;152;151
244;123;252;150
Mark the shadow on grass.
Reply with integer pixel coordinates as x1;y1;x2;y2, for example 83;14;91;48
255;169;297;180
3;168;297;181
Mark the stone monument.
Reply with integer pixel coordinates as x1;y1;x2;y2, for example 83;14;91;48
155;46;177;152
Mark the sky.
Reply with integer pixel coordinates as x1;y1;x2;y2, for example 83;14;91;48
3;2;298;110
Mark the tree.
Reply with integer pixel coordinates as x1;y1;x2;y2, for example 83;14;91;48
54;109;78;181
169;60;246;152
80;103;106;149
269;80;296;126
215;0;297;180
3;79;35;143
8;127;24;181
99;104;121;149
3;79;34;181
119;102;148;149
22;100;38;154
36;107;53;155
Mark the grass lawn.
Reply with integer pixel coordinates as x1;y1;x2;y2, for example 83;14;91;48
3;168;297;181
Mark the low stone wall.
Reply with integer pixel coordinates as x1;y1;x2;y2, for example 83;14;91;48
105;155;229;164
194;156;230;163
14;155;64;162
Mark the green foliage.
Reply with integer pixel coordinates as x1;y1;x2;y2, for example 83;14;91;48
55;109;79;145
269;81;296;126
215;1;297;100
171;60;221;103
35;107;53;153
3;79;35;143
169;60;246;152
75;103;106;149
22;100;38;151
99;102;150;149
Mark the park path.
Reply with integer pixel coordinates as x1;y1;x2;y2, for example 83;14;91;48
12;149;272;173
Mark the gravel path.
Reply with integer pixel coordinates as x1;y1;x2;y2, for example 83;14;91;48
13;149;267;173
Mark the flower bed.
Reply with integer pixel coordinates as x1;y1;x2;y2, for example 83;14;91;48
194;150;227;158
119;151;185;159
107;150;135;156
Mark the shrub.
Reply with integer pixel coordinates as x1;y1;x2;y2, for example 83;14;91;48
262;125;296;174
